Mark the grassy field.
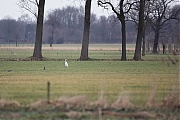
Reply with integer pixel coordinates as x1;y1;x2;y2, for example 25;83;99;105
0;43;174;60
0;44;134;59
0;44;179;119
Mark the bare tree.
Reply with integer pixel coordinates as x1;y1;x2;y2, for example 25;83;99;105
127;0;151;56
42;6;85;44
80;0;92;60
168;4;180;53
99;16;109;43
18;0;38;18
0;17;18;43
32;0;45;59
133;0;145;60
45;9;60;47
98;0;135;61
18;0;45;59
146;0;178;54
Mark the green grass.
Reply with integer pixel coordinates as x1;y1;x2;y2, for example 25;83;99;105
0;44;179;106
0;60;179;105
0;44;179;119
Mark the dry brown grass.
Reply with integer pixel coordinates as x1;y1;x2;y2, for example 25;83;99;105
66;111;81;119
146;80;180;109
0;92;179;119
0;99;20;107
111;92;135;110
89;99;109;109
89;91;109;109
30;95;87;110
146;80;159;108
161;92;180;108
66;95;87;109
0;46;135;51
30;99;50;107
53;97;67;108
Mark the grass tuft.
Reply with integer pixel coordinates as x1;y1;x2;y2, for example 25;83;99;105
0;99;20;107
89;91;109;109
161;92;180;109
111;92;135;110
66;95;87;110
53;97;67;108
146;80;158;108
30;99;50;108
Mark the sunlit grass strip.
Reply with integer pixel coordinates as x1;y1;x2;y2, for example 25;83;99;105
0;72;178;105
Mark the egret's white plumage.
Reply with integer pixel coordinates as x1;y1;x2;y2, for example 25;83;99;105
65;59;68;68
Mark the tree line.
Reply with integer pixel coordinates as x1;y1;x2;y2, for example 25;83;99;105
0;0;179;60
0;7;136;44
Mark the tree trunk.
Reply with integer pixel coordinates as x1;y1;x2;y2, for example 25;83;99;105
32;0;45;59
16;39;18;47
152;28;160;53
142;29;145;56
121;19;126;61
162;44;166;54
50;29;54;47
80;0;91;60
133;0;144;60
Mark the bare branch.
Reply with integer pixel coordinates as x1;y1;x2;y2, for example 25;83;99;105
29;0;38;5
98;0;119;16
124;1;139;14
17;0;38;18
35;0;39;6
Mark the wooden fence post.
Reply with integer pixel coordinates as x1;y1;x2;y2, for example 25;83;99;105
47;81;50;103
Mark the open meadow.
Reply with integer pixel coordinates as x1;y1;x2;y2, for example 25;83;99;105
0;44;179;119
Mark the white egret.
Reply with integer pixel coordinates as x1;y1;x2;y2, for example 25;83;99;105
65;59;68;68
